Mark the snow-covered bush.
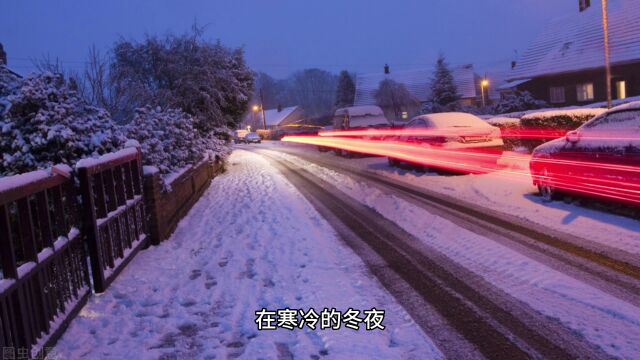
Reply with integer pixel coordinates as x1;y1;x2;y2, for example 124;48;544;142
520;108;606;130
485;117;522;151
492;91;547;115
518;108;606;152
110;30;254;132
0;72;124;176
124;106;227;174
0;66;21;116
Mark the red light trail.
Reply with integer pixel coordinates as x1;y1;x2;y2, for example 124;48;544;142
282;132;640;206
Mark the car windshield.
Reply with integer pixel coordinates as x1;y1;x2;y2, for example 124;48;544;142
582;110;640;132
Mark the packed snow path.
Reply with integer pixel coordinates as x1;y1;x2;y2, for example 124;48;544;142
54;150;440;359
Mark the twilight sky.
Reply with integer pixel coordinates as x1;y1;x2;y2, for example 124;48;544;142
1;0;577;78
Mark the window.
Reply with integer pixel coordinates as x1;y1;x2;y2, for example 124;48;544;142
549;86;566;103
576;83;594;102
616;80;627;100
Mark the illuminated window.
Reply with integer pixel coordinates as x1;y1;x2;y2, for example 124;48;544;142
576;83;594;102
616;80;627;100
549;86;566;103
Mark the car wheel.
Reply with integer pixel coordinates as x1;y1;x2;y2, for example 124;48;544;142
538;168;559;202
388;157;400;167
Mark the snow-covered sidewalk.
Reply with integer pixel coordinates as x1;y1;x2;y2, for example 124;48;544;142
54;150;440;359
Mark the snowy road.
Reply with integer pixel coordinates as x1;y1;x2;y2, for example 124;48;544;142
246;142;640;359
54;150;441;359
54;144;640;359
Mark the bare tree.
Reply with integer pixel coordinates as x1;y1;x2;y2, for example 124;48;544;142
375;79;419;121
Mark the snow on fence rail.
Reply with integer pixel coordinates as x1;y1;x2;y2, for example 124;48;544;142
0;165;91;359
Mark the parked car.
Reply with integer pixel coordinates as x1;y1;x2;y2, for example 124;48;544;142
243;132;262;144
321;105;392;157
530;102;640;205
388;112;504;173
233;130;249;144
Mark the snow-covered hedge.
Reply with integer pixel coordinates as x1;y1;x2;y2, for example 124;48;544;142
0;73;124;176
125;106;229;175
520;108;606;129
486;117;522;151
486;109;607;152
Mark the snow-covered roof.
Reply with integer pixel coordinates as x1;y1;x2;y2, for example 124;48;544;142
509;0;640;80
498;78;531;90
354;65;477;106
334;105;384;117
262;106;301;126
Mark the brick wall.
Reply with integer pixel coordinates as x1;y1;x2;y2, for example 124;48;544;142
143;156;226;245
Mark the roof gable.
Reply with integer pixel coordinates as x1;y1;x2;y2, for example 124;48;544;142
509;0;640;80
263;106;301;126
354;65;477;106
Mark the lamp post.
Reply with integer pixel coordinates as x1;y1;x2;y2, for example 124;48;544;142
260;89;267;130
601;0;612;109
480;79;489;108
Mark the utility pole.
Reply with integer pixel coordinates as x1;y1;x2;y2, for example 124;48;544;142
602;0;612;109
260;88;267;130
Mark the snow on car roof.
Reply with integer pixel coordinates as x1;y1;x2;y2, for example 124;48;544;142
609;100;640;113
419;112;491;128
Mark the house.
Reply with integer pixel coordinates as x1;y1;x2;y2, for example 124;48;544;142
243;105;305;131
503;0;640;106
353;64;478;118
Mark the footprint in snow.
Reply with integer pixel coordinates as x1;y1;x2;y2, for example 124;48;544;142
189;269;202;280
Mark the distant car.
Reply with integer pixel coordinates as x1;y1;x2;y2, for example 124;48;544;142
388;112;504;173
244;132;262;144
530;103;640;205
233;130;249;144
320;105;391;156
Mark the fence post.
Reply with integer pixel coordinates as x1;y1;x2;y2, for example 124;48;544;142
142;169;163;246
78;167;107;293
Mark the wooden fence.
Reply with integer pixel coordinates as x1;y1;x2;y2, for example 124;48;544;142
77;147;148;293
0;146;224;357
0;165;91;359
0;146;148;357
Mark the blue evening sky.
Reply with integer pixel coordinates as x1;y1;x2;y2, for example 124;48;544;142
1;0;577;78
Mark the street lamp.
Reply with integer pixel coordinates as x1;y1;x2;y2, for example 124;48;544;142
480;79;489;108
601;0;612;109
252;105;260;112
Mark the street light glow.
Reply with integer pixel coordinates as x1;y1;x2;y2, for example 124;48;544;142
481;80;489;87
252;105;260;112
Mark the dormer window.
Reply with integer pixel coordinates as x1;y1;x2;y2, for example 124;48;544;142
579;0;591;12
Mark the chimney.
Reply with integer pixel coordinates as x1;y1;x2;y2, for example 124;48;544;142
511;60;517;70
579;0;591;12
384;64;390;74
0;43;6;66
277;104;282;112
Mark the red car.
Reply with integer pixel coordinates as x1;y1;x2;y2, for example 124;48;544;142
530;102;640;206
